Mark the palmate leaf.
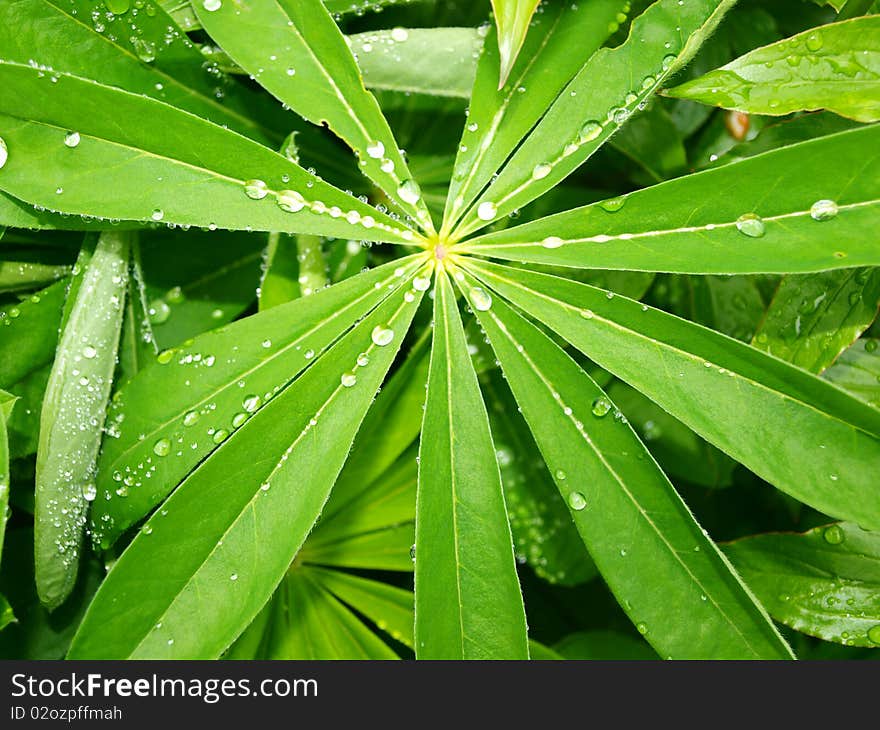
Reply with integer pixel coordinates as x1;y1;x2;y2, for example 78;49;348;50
348;28;482;99
68;265;427;658
752;268;880;373
193;0;434;230
414;270;528;659
35;232;129;610
465;260;880;531
724;523;880;648
665;17;880;123
0;0;279;143
454;266;792;659
443;0;628;235
461;126;880;274
92;256;424;547
0;63;415;242
489;0;542;89
452;0;737;238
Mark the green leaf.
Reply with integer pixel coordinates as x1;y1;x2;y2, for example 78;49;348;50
259;234;301;311
68;266;426;658
665;17;880;123
262;570;399;659
349;28;482;98
302;524;415;572
553;630;658;660
92;256;424;547
0;389;14;567
443;0;627;234
35;232;130;610
415;269;528;659
311;567;415;648
456;267;792;659
724;523;880;648
0;63;416;242
0;261;69;293
193;0;434;230
0;0;279;143
483;371;596;587
452;0;736;238
823;338;880;407
0;594;14;632
466;260;880;531
753;269;880;373
490;0;542;89
462;127;880;274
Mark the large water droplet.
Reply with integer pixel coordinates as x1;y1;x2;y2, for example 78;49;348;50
244;179;269;200
82;345;97;359
532;163;552;180
341;372;357;388
469;287;492;312
243;394;261;413
599;196;626;213
397;179;421;205
810;199;838;222
591;397;612;417
578;121;602;143
0;137;7;169
477;201;498;221
203;0;221;10
413;276;431;292
390;27;409;42
64;131;81;148
153;438;171;457
823;524;844;545
82;483;97;502
213;429;229;444
541;236;564;249
735;213;765;238
277;190;305;213
148;299;171;325
568;492;587;511
805;30;823;52
183;411;200;427
371;325;394;347
867;624;880;645
366;140;385;159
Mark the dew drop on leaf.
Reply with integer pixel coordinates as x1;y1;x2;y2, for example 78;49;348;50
591;397;612;417
532;163;552;180
413;276;431;292
242;395;261;413
64;131;81;148
397;179;421;205
599;196;626;213
148;299;171;324
82;345;97;359
578;121;602;143
82;483;97;502
277;190;306;213
203;0;221;11
183;411;200;427
541;236;564;249
823;525;844;545
244;179;269;200
213;429;229;444
153;438;171;457
151;208;165;222
366;141;385;159
371;325;394;347
568;492;587;511
469;287;492;312
810;199;838;222
341;373;357;388
867;625;880;645
477;201;497;221
0;137;7;169
735;213;765;238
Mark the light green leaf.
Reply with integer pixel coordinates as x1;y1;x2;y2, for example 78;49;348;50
302;524;415;572
35;232;129;610
193;0;434;230
462;127;880;274
0;389;15;568
262;570;399;659
753;269;880;373
465;260;880;531
724;523;880;648
490;0;542;89
414;269;528;659
665;17;880;123
0;0;279;143
311;567;414;648
68;268;426;658
350;28;482;98
259;234;301;311
823;338;880;407
0;63;416;242
0;261;69;293
452;0;736;238
92;256;423;547
456;267;792;659
443;0;627;234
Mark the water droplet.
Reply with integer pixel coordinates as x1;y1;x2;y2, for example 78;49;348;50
413;276;431;292
230;573;238;581
823;524;844;545
555;469;566;481
477;201;497;221
636;622;648;635
541;236;564;249
867;624;880;645
578;121;602;143
467;122;479;132
599;196;626;213
397;179;421;205
261;339;272;348
82;345;97;359
366;140;385;159
356;353;370;367
0;137;7;169
151;208;165;222
133;38;157;63
469;287;492;311
735;213;765;238
371;325;394;347
148;299;171;324
341;372;357;388
568;491;587;511
82;483;97;502
805;31;823;52
391;27;409;42
277;190;305;213
153;438;171;457
183;411;200;427
213;429;229;444
580;309;594;319
203;0;221;10
64;131;81;148
591;397;612;417
532;163;552;180
810;199;838;222
244;179;269;200
304;349;315;359
232;413;247;428
243;395;261;413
